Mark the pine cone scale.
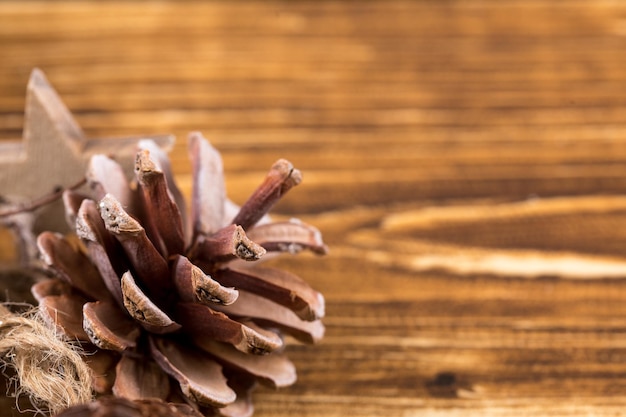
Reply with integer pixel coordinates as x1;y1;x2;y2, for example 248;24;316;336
214;290;325;344
149;338;236;407
246;220;329;255
135;148;186;256
112;355;171;401
37;231;114;303
39;294;91;341
175;303;283;355
120;271;181;334
189;131;226;237
231;159;302;231
82;300;140;351
214;266;324;321
171;255;239;306
195;339;297;389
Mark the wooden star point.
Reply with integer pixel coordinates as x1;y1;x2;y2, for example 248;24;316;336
0;68;174;233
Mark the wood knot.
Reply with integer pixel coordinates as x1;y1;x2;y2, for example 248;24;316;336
426;372;480;399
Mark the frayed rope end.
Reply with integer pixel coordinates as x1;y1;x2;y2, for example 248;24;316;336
0;304;93;415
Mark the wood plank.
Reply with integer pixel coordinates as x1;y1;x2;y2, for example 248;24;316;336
2;1;626;416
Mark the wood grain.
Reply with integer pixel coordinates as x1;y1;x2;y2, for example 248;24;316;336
2;1;626;415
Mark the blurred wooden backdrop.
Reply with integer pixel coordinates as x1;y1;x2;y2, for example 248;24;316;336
3;1;626;416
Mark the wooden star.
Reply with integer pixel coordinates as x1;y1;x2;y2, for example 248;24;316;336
0;68;174;233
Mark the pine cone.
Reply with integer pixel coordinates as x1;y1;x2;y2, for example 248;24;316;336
33;132;327;417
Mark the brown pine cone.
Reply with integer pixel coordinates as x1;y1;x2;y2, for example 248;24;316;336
34;132;327;417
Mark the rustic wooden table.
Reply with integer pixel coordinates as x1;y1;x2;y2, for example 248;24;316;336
2;1;626;416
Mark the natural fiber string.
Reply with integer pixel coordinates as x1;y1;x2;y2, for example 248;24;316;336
0;304;93;415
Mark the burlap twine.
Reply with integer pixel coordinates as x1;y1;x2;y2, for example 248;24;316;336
0;304;93;415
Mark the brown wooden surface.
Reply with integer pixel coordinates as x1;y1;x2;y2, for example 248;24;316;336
3;1;626;416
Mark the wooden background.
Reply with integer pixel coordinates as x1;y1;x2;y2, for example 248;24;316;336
3;1;626;415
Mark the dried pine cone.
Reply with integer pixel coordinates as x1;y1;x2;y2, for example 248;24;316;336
33;132;327;417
